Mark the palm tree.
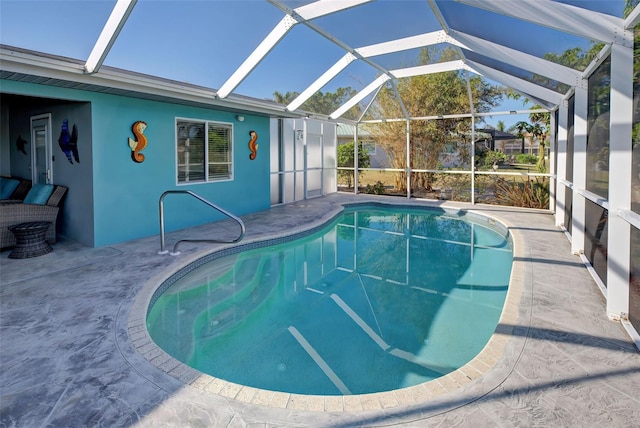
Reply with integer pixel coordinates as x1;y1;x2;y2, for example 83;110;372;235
272;91;299;105
528;107;550;172
513;120;531;154
529;122;548;172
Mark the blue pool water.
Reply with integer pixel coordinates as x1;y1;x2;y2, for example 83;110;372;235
147;205;513;395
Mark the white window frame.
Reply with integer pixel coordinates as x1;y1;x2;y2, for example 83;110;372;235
175;117;234;185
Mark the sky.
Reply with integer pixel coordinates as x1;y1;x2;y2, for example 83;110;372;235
0;0;628;129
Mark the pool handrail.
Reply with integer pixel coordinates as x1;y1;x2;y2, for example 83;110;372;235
158;190;245;255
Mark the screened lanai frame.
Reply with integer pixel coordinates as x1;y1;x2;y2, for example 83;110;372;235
1;1;639;342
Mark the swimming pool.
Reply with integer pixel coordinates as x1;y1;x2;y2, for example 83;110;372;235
147;204;513;395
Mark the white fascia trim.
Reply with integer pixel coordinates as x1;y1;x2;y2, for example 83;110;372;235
2;47;86;75
330;74;391;119
294;0;373;20
455;0;620;44
85;0;137;74
217;15;298;99
390;60;466;79
355;31;448;58
1;48;291;117
286;52;357;112
448;30;581;86
466;60;564;106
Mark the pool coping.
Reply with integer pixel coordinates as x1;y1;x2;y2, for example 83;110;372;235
125;199;527;414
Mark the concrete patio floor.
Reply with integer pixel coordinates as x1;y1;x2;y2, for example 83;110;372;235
1;193;639;427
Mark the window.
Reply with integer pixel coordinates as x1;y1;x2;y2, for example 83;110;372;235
363;141;377;156
176;119;233;183
584;199;608;286
585;56;610;199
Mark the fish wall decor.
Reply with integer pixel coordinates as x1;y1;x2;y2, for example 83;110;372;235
16;136;28;155
58;119;80;164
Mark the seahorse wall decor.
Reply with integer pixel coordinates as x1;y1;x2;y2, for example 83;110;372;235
128;121;148;163
248;130;258;160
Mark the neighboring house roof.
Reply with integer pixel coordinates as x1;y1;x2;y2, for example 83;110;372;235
476;128;520;140
337;123;372;138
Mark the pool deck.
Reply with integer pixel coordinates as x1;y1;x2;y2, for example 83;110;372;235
1;193;639;427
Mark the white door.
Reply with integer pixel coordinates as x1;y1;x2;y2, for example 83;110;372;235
30;114;53;184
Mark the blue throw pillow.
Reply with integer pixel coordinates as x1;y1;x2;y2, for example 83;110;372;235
0;178;20;199
23;183;54;205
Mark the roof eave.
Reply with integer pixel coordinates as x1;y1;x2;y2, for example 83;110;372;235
0;44;302;118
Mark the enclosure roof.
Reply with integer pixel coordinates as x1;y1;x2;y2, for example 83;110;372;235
1;0;638;124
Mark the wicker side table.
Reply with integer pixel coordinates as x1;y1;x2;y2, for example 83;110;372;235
8;221;53;259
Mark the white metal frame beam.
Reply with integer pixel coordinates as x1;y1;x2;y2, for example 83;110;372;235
455;0;623;44
448;30;582;86
570;84;589;255
218;0;373;99
390;60;469;79
287;31;448;112
286;53;357;112
607;40;634;319
291;23;581;116
555;100;569;230
85;0;137;74
356;31;448;58
217;15;298;99
625;3;640;29
330;75;391;119
466;60;564;106
329;60;468;120
293;0;372;20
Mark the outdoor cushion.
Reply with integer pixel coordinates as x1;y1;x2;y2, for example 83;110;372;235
23;183;54;205
0;177;20;199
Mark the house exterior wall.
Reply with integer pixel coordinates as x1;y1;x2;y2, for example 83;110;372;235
2;90;95;246
1;79;271;248
0;105;10;174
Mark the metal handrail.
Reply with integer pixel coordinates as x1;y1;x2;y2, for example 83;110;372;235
158;190;245;255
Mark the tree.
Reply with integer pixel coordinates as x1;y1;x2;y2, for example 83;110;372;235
272;87;360;120
369;47;503;192
529;109;550;172
626;0;640;147
272;91;298;105
337;141;370;187
512;112;550;172
624;0;639;20
495;120;506;151
505;40;604;102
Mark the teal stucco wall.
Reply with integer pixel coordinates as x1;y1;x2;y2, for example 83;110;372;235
91;95;271;247
1;79;271;247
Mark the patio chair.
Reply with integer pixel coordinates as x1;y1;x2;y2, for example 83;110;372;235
0;176;32;201
0;184;68;249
